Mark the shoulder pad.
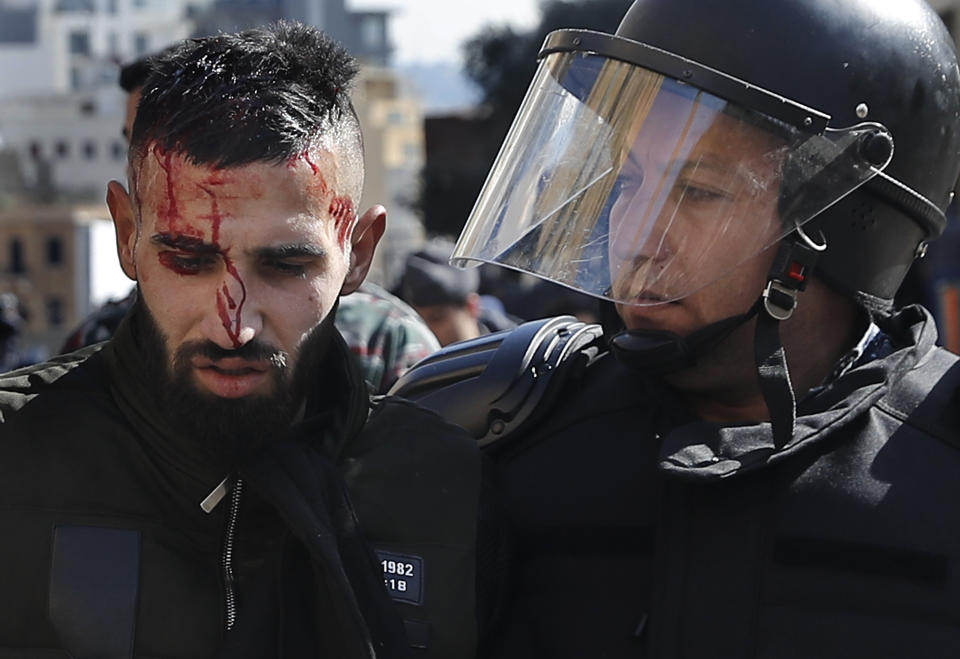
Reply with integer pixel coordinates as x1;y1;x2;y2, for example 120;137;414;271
388;315;605;448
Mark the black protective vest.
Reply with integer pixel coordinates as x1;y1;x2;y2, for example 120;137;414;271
480;306;960;658
341;397;482;658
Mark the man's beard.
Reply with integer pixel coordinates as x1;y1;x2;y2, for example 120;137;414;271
132;296;331;465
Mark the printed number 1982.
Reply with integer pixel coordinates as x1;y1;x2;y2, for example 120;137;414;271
382;560;415;577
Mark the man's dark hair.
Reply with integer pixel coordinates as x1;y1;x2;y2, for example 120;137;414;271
130;21;360;169
119;55;152;92
118;45;179;93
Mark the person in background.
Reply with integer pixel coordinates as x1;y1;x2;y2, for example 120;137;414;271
336;281;441;392
59;288;135;353
399;239;515;346
118;48;158;141
0;23;482;658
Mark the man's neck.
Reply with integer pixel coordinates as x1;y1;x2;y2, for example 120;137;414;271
667;285;865;425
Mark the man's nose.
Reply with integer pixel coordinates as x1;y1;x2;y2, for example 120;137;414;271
206;270;263;350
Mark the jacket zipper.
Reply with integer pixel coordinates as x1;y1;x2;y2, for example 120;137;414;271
221;477;243;630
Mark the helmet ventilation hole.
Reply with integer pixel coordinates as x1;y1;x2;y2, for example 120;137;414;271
850;202;877;231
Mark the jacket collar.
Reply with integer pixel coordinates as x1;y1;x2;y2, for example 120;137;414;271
656;305;938;482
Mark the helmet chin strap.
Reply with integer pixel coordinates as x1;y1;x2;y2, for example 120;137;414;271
609;229;825;446
753;230;824;445
608;299;761;374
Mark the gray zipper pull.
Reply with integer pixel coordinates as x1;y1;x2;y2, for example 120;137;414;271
200;474;235;514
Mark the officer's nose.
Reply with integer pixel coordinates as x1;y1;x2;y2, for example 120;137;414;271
206;268;263;350
610;185;677;266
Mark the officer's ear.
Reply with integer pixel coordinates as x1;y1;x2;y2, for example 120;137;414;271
341;205;386;295
107;180;138;281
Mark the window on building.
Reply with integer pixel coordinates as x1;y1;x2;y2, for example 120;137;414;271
29;142;42;161
55;141;70;158
387;110;405;125
68;31;90;56
47;297;64;328
133;32;149;56
46;237;64;266
56;0;95;11
79;99;96;115
107;31;119;55
360;16;384;50
107;0;118;14
404;142;421;162
10;238;26;274
70;66;82;90
82;140;97;160
112;141;126;160
132;0;148;9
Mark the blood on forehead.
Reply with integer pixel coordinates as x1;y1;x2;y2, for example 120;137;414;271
137;144;257;349
135;144;268;240
288;149;358;251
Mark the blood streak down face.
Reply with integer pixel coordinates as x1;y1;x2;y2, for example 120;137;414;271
289;150;357;253
123;141;360;402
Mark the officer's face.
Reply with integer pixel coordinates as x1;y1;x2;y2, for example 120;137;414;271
608;111;784;335
107;144;383;402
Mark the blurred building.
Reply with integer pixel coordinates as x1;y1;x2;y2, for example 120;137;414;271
352;66;425;288
0;0;198;198
0;0;430;353
0;203;129;357
0;0;195;355
192;0;390;66
420;109;502;240
0;145;26;208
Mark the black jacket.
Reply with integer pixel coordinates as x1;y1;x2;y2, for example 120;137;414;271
0;313;481;658
487;306;960;658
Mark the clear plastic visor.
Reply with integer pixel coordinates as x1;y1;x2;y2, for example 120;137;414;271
452;51;893;305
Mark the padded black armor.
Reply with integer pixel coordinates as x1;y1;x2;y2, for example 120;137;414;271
389;316;605;447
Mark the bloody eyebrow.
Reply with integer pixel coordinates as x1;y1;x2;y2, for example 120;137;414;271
151;233;220;255
253;243;327;260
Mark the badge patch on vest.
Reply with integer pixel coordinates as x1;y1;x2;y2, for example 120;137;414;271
376;550;424;605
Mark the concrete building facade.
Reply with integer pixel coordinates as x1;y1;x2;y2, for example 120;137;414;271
0;203;128;356
192;0;391;66
0;0;197;198
0;0;426;354
352;65;426;287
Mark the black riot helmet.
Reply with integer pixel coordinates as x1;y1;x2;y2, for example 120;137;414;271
450;0;960;442
615;0;960;309
451;0;960;312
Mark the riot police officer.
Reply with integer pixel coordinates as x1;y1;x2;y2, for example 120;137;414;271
393;0;960;656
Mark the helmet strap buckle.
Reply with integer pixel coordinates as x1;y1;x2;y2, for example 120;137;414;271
762;228;825;320
755;228;826;446
762;280;799;320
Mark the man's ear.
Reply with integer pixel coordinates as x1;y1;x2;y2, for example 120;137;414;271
106;180;138;281
341;205;386;295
